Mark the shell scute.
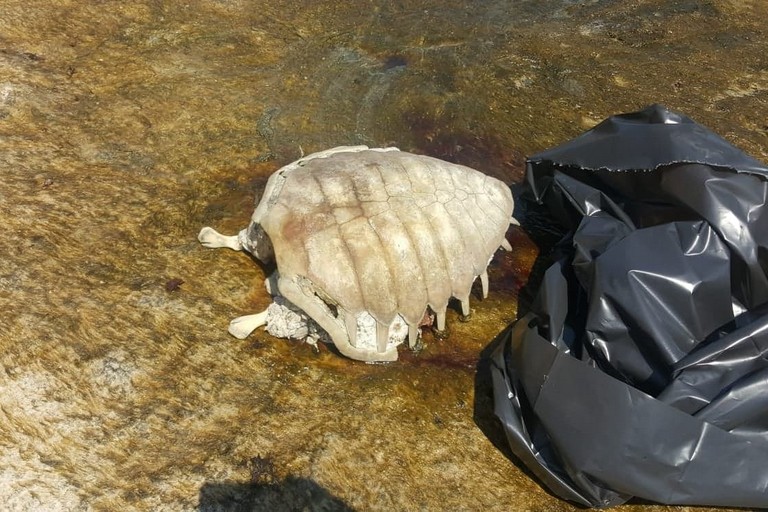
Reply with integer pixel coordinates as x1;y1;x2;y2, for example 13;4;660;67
421;200;476;298
277;172;327;212
388;198;451;316
338;215;399;324
366;208;428;325
305;226;364;312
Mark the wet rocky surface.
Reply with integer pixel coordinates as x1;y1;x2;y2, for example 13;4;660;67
0;0;766;510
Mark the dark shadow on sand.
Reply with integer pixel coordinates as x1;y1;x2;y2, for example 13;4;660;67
199;477;355;512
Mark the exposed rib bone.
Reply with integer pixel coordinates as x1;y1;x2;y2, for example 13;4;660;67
408;323;419;348
228;310;268;339
436;308;446;331
460;297;470;317
376;322;389;353
480;270;489;299
500;238;512;251
345;312;358;348
198;227;242;251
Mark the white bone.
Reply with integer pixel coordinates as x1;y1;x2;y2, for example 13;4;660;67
345;312;358;348
228;311;269;339
198;226;242;251
376;322;389;353
460;297;470;317
408;324;419;348
203;146;517;362
436;308;446;331
278;275;397;362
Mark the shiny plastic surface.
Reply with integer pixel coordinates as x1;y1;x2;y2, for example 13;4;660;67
491;105;768;507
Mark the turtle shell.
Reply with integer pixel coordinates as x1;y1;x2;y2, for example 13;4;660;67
244;146;515;361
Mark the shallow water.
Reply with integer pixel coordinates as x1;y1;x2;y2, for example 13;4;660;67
1;0;767;510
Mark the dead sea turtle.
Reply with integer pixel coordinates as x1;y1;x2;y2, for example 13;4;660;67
199;146;517;362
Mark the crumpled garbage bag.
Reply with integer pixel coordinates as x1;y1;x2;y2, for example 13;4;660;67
490;104;768;508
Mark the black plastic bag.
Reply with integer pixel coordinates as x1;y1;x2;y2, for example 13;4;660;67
491;104;768;508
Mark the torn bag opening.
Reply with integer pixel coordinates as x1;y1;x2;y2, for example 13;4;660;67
490;104;768;508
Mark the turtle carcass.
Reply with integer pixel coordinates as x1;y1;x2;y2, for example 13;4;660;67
199;146;517;362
